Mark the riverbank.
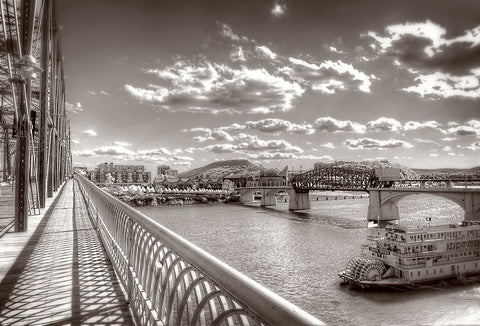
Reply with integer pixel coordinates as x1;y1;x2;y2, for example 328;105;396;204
108;191;238;207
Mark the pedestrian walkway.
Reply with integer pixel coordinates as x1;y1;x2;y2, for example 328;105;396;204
0;180;133;325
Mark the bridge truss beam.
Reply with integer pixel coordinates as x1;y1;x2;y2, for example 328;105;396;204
0;0;69;231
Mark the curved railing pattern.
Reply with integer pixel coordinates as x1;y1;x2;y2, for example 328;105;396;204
75;175;323;326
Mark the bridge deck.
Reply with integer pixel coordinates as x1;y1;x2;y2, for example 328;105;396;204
0;180;133;325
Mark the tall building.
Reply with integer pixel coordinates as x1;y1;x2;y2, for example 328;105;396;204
88;162;151;184
157;165;178;178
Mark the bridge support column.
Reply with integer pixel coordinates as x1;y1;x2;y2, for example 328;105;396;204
288;190;310;210
367;190;399;227
261;192;277;207
464;192;480;221
240;191;254;203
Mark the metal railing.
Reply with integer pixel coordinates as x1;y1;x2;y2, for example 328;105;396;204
75;175;323;326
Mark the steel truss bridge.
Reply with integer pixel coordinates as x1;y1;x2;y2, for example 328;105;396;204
291;166;376;191
0;0;70;232
291;166;480;191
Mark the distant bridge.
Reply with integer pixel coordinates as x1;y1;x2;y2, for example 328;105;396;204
236;166;480;222
290;166;480;191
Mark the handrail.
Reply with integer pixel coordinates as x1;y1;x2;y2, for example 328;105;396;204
75;174;323;326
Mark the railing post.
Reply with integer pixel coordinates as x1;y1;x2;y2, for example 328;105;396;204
126;218;134;304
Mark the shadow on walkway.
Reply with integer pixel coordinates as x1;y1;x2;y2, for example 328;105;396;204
0;180;133;325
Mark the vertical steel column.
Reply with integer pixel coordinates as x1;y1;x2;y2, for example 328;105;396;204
38;0;51;208
15;0;37;232
47;31;57;198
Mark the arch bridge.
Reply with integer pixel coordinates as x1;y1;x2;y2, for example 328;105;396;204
368;187;480;226
238;166;480;222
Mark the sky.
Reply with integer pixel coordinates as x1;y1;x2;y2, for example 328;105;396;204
57;0;480;174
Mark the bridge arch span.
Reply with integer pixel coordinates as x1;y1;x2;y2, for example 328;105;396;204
368;189;480;224
381;192;465;212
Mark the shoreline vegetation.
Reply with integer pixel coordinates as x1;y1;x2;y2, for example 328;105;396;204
102;185;238;207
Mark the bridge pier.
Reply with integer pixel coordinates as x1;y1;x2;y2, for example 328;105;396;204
367;190;399;227
240;190;254;203
260;196;277;206
260;190;277;207
288;190;311;210
464;192;480;221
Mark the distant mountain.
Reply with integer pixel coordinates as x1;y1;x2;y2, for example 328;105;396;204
179;159;264;179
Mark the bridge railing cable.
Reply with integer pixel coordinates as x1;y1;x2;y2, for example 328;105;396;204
75;174;323;326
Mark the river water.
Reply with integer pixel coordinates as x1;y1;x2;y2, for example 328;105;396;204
137;193;480;325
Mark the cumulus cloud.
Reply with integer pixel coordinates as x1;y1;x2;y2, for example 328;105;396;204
344;138;413;150
82;129;97;136
444;119;480;136
314;117;366;133
441;137;457;141
204;143;238;153
73;145;135;157
403;69;480;98
255;46;277;60
329;46;344;54
271;1;286;17
92;146;136;156
366;117;402;132
66;102;83;114
366;20;480;98
237;134;303;153
461;142;480;150
220;23;243;42
125;60;304;114
199;133;305;157
231;45;247;62
72;145;195;167
138;148;173;156
403;120;442;131
247;152;333;160
280;57;374;93
413;138;441;146
320;142;336;149
73;150;96;157
113;141;131;147
244;118;313;134
191;128;235;142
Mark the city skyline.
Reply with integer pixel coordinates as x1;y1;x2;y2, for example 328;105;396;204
58;0;480;174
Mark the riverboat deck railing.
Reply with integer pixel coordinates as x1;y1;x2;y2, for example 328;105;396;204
75;174;323;326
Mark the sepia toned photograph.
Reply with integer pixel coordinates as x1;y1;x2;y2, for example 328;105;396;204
0;0;479;325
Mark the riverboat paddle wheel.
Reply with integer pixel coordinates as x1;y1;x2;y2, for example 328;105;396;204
340;256;387;283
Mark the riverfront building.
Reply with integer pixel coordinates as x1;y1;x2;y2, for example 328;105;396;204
88;162;151;185
157;165;178;178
